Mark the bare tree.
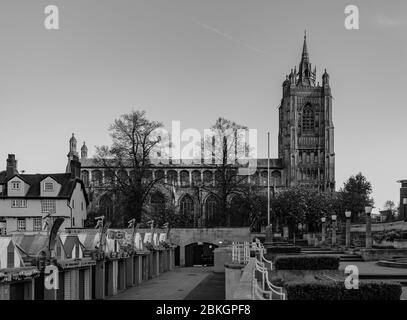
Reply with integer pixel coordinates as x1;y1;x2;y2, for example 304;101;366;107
202;117;252;227
95;110;166;225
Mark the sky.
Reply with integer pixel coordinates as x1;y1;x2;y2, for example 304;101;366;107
0;0;406;212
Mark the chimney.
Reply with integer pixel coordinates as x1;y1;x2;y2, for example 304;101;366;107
6;154;18;178
68;155;81;179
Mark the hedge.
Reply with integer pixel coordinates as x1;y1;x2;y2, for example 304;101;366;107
286;281;402;300
266;246;301;254
275;255;339;270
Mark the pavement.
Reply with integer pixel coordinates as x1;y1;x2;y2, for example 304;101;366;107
184;271;225;300
109;266;215;300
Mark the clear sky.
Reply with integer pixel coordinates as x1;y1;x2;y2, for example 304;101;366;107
0;0;406;212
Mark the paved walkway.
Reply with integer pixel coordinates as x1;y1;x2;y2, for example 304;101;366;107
184;272;225;300
109;267;213;300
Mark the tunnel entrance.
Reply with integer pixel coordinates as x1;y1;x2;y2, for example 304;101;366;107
184;242;218;267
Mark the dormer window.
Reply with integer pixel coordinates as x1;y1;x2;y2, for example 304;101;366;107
11;181;21;190
44;182;54;192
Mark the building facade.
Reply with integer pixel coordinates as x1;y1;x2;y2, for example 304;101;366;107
73;35;335;226
0;154;89;234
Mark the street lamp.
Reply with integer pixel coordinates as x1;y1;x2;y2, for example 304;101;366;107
345;211;352;249
321;217;326;245
331;214;337;246
365;206;373;249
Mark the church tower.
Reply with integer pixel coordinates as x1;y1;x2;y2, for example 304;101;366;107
278;33;335;192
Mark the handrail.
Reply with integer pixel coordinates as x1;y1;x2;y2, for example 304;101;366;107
253;256;285;300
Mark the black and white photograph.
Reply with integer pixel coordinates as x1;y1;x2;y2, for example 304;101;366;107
0;0;407;311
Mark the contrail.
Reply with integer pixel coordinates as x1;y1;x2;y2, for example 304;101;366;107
191;20;271;56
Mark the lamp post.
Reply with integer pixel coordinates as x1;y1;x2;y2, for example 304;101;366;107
331;214;337;247
365;206;373;249
321;217;326;245
345;211;352;249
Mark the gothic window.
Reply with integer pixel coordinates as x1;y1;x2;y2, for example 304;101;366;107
192;170;202;186
92;170;102;186
260;171;268;186
302;104;315;132
167;170;178;185
150;192;165;216
99;194;113;222
180;194;194;217
205;195;219;227
214;170;223;184
203;171;213;185
104;170;115;185
117;170;129;184
155;170;165;182
180;171;190;187
271;171;282;186
142;170;152;184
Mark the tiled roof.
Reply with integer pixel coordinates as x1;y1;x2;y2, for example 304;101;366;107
0;173;89;204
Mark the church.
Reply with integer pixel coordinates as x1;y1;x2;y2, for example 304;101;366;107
68;34;335;228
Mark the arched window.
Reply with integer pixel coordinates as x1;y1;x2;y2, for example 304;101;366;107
205;195;219;227
117;170;129;184
180;171;190;187
260;171;268;186
150;192;165;215
302;104;315;131
81;170;89;187
92;170;102;187
271;171;282;186
192;170;202;186
167;170;178;185
99;194;113;222
142;170;152;184
214;170;223;184
203;171;213;185
104;170;115;185
155;170;165;182
180;194;194;217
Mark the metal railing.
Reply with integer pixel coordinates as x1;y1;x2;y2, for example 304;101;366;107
232;241;250;264
250;239;285;300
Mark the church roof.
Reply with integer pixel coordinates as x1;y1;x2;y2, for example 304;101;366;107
0;173;89;205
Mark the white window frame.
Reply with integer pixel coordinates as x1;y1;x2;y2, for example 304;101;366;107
44;182;54;192
17;218;26;232
33;217;42;231
41;199;56;213
11;181;21;190
11;199;27;208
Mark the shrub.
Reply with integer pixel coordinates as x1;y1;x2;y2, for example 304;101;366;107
266;246;301;254
286;281;402;300
275;255;339;270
